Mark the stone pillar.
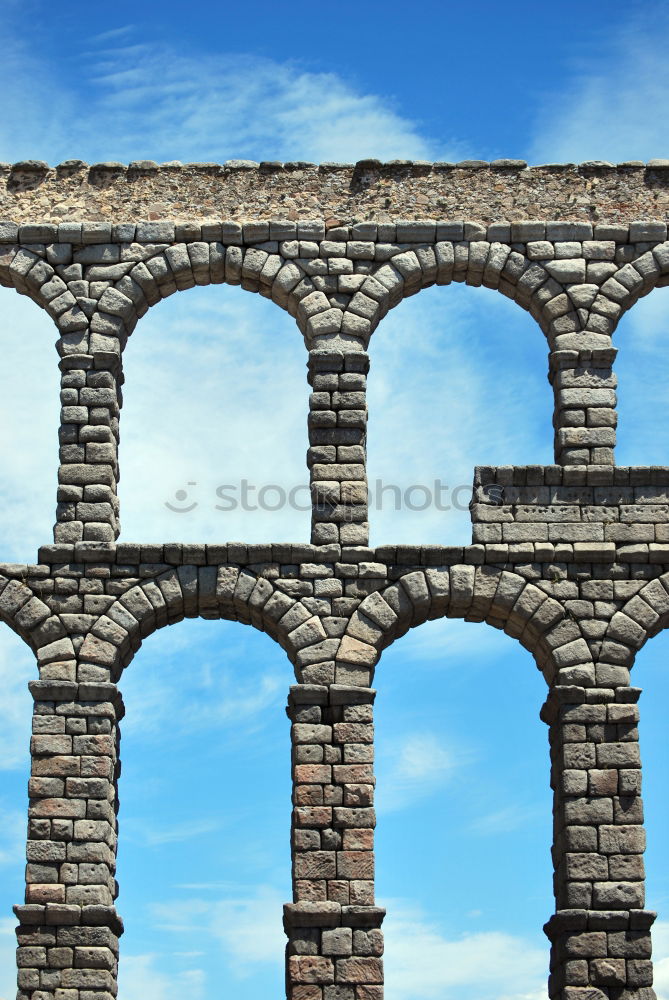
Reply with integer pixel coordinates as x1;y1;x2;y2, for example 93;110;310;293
542;684;656;999
550;365;617;467
308;350;369;549
285;683;384;1000
15;677;124;1000
56;353;121;544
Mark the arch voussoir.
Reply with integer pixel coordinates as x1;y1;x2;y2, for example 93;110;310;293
0;574;54;654
341;565;577;685
78;565;337;682
608;571;669;666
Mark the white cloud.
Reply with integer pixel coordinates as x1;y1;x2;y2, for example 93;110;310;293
379;615;518;667
613;287;669;466
123;817;223;847
0;21;464;165
0;804;25;865
119;622;286;739
209;886;286;974
118;953;205;1000
382;898;548;1000
367;283;552;545
80;40;461;164
377;732;463;813
0;290;60;562
118;288;310;543
0;630;34;771
469;803;545;837
0;916;17;1000
530;16;669;163
654;920;669;1000
151;884;285;977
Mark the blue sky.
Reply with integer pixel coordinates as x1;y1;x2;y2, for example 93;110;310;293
0;2;669;998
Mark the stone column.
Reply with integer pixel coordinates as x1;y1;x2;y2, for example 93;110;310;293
56;353;121;544
15;677;124;1000
550;365;617;467
542;683;656;999
285;683;384;1000
308;350;369;548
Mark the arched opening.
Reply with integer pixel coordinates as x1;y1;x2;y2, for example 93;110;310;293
375;617;552;1000
366;283;552;546
628;631;669;996
0;626;35;998
0;287;60;559
115;618;291;1000
614;285;669;466
118;284;309;543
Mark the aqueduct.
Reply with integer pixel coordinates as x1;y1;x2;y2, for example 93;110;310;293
2;156;669;998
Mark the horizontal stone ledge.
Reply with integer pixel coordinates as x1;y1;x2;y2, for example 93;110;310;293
544;908;656;939
5;158;669;177
13;903;47;925
29;680;78;701
587;911;640;930
13;902;124;935
329;684;376;705
540;685;631;724
475;465;669;488
288;684;330;706
36;542;346;566
341;905;386;928
2;218;669;249
283;902;386;930
81;904;124;935
630;909;658;929
283;901;341;928
29;680;121;704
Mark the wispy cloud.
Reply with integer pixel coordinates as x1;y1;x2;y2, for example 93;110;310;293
89;25;135;44
367;283;552;545
0;916;18;1000
376;732;464;813
118;953;205;1000
382;898;548;1000
0;632;34;772
123;817;223;847
0;292;60;561
119;622;287;739
0;23;464;164
81;40;461;164
614;289;669;466
378;615;517;667
151;884;285;977
530;15;669;163
119;290;310;544
469;803;545;836
654;920;669;1000
0;803;25;865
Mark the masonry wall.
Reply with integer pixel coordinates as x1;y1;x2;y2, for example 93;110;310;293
3;157;669;224
1;160;668;1000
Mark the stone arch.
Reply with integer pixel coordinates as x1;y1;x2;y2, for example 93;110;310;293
604;572;669;669
93;241;317;353
337;565;590;686
78;564;336;682
348;244;591;355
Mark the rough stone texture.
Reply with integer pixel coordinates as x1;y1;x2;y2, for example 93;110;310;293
2;160;667;1000
3;159;669;225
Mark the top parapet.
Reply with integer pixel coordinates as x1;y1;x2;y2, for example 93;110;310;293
2;158;669;224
